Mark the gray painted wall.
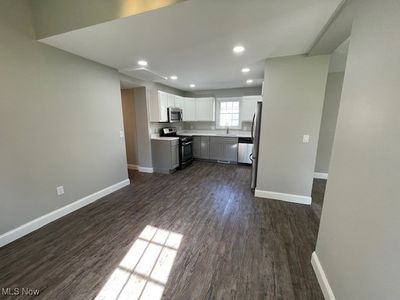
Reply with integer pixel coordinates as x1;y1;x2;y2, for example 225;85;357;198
134;87;153;168
0;0;128;235
257;55;330;197
315;1;400;299
152;82;185;97
315;72;344;174
121;89;138;165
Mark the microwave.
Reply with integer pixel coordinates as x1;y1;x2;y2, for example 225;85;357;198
168;107;183;123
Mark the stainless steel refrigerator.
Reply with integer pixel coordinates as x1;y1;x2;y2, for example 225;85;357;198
250;102;262;190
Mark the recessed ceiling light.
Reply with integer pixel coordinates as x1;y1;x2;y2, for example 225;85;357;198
137;60;148;66
189;84;196;88
170;75;178;80
242;67;250;73
233;45;245;54
246;79;254;84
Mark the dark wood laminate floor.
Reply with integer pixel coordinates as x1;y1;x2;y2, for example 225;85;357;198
0;161;326;300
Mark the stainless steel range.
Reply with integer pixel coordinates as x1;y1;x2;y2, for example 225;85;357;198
160;127;193;169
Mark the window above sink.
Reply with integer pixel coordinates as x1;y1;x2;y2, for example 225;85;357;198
216;97;241;129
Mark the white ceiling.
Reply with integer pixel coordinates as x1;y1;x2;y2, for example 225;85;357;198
309;0;359;55
120;77;142;89
41;0;342;91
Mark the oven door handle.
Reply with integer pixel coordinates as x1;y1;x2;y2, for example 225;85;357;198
181;141;193;146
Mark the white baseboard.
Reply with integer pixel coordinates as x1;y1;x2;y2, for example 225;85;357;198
311;252;336;300
314;172;329;179
138;166;153;173
128;164;153;173
254;189;311;205
0;179;130;248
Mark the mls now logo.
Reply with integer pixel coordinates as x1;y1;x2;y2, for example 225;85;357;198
1;287;40;296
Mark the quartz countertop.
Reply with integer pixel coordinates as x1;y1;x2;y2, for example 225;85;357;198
150;135;179;141
177;130;251;138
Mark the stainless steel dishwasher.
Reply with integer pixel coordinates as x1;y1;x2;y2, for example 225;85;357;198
238;137;253;164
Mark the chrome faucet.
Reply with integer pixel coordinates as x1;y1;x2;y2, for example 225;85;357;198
226;126;230;134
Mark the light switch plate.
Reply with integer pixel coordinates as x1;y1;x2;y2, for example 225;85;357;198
120;130;125;138
303;134;310;143
56;186;64;196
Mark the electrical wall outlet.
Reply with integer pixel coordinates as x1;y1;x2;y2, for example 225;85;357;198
56;186;64;196
303;134;310;143
119;130;125;138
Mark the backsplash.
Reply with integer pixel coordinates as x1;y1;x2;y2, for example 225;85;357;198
149;122;184;135
150;121;252;135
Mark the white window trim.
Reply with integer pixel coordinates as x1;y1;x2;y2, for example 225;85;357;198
215;97;241;129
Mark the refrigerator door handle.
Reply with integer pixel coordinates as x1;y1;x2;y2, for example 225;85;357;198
251;113;255;140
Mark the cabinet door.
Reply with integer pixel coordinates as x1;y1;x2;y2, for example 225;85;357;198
167;93;175;108
193;137;201;158
209;142;225;161
241;96;261;122
209;137;238;162
195;97;215;121
158;91;169;122
175;96;184;109
200;137;210;159
183;97;196;121
224;142;238;162
171;144;179;169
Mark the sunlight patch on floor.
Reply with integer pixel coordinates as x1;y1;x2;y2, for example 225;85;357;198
95;225;183;300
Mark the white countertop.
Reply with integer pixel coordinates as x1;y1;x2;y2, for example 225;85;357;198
151;135;179;141
177;130;251;138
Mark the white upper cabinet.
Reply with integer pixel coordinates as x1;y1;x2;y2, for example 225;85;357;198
174;96;184;109
195;97;215;121
148;90;168;122
183;97;196;121
148;90;216;122
158;91;169;122
241;95;262;122
167;93;175;108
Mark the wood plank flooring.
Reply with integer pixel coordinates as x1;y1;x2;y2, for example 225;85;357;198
0;161;326;300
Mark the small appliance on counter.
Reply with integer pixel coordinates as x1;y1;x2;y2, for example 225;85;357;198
160;127;193;169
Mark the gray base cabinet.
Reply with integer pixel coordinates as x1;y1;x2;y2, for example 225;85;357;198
193;136;238;163
193;136;210;159
151;139;179;174
209;137;238;163
193;137;201;158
